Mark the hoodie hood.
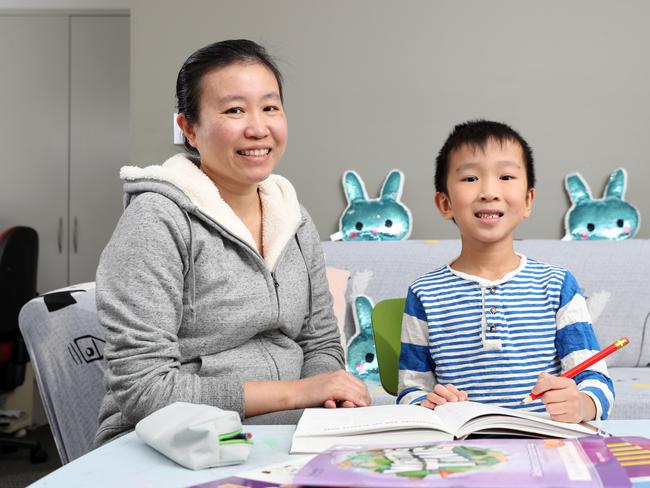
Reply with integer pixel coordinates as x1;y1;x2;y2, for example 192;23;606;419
120;153;302;269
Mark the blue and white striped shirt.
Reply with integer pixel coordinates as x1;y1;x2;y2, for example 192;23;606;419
397;255;614;419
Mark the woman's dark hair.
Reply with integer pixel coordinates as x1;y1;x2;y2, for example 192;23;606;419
176;39;284;153
434;119;536;194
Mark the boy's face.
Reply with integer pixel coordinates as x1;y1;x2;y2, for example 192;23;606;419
435;138;535;246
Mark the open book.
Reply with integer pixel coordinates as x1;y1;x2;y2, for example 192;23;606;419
290;401;599;454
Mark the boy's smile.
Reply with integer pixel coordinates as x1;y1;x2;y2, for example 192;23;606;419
435;138;535;248
475;209;504;222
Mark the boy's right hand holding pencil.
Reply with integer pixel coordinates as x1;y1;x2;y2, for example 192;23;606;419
524;337;629;423
527;372;596;423
421;383;468;410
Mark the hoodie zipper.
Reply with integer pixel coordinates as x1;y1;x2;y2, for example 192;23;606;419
195;208;299;326
269;232;299;326
177;206;309;380
270;271;281;323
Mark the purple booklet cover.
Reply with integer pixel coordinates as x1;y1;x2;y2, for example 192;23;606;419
293;436;640;487
582;436;650;487
187;476;282;488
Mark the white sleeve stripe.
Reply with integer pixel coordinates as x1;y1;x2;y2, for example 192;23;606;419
579;378;614;418
400;390;427;405
579;379;614;404
398;370;436;393
561;349;609;376
581;390;603;420
401;313;429;347
556;294;590;331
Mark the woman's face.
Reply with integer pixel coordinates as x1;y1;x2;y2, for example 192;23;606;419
182;62;287;193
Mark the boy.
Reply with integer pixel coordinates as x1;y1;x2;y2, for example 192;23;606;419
397;120;614;422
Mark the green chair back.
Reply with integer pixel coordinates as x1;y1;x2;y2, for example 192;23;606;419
370;298;405;396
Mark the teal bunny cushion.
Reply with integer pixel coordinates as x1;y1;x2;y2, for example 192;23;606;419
346;295;380;383
336;170;412;241
564;168;640;240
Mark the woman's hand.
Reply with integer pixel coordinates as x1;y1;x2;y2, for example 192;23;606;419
243;371;370;417
296;370;371;409
530;372;596;423
421;383;468;410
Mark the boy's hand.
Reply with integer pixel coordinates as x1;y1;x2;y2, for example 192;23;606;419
421;383;468;410
531;372;596;423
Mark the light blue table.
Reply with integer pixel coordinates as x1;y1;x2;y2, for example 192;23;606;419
31;420;650;488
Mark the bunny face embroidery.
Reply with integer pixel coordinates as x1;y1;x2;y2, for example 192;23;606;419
346;295;380;382
564;168;640;240
339;170;412;241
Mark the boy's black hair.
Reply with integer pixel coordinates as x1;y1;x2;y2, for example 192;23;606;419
434;120;535;194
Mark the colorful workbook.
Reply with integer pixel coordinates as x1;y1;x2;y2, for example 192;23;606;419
291;401;597;454
292;436;650;488
188;477;280;488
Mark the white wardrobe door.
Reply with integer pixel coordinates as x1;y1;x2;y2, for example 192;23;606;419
69;15;130;285
0;16;69;294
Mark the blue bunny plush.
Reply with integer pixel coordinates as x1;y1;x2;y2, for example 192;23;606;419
335;170;412;241
564;168;640;240
345;295;380;383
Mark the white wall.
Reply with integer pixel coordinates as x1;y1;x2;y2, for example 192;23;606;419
127;1;650;240
0;0;128;9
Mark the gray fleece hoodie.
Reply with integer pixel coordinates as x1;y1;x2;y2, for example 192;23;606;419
94;154;344;445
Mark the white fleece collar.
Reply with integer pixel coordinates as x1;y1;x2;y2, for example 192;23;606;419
120;153;302;270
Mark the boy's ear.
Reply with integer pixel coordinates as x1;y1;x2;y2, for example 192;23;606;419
434;191;454;220
176;113;197;148
523;187;536;218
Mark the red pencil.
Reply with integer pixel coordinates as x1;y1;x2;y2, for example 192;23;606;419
521;337;629;404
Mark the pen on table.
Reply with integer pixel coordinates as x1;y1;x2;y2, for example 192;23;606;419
218;431;253;444
520;337;629;404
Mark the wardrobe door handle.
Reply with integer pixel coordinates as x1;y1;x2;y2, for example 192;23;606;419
73;217;78;253
57;217;63;253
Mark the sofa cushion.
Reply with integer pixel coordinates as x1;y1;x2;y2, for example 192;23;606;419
608;367;650;420
325;266;350;355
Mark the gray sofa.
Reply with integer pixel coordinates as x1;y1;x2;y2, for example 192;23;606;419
322;239;650;420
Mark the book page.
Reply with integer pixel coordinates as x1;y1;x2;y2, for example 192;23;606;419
432;401;597;438
292;401;597;455
290;429;454;454
294;404;448;437
424;401;500;434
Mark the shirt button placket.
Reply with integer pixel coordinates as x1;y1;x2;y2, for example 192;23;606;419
488;287;497;333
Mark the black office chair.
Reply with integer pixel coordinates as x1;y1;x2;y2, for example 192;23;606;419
0;226;47;463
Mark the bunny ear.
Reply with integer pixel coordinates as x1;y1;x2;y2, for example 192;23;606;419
380;170;404;201
353;295;374;335
604;168;627;200
565;173;592;204
342;170;369;203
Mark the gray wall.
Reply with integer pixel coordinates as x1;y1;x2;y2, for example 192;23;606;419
131;0;650;240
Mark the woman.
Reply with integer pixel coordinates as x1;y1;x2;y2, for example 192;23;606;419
95;39;370;445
